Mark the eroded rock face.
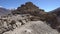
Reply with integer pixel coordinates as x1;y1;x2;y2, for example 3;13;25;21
3;21;59;34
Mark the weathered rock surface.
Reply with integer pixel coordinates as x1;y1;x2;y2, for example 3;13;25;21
3;21;59;34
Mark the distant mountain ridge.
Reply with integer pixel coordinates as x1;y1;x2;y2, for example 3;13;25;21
49;7;60;16
0;7;11;16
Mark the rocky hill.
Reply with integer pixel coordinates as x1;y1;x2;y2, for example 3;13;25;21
0;2;60;34
12;2;46;16
12;2;60;30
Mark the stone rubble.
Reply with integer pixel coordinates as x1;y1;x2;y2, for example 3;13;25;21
0;14;33;34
